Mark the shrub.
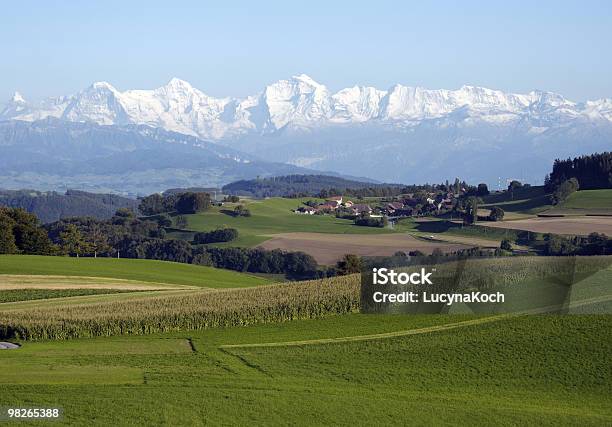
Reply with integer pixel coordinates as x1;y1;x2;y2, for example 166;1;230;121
175;215;188;229
336;254;362;275
488;206;505;222
500;239;512;251
233;205;251;217
354;217;385;227
551;178;579;205
193;228;239;244
156;214;172;228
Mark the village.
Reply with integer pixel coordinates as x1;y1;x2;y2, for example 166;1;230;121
293;191;459;219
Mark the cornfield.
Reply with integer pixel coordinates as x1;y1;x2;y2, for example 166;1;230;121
1;256;609;341
0;275;361;341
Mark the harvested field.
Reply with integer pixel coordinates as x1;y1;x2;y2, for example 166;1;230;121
480;216;612;236
257;232;471;264
0;275;194;291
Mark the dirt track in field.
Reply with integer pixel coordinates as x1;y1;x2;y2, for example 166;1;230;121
257;232;471;265
0;275;192;290
480;216;612;236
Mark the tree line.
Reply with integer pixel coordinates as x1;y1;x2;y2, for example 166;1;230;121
138;192;212;216
543;232;612;256
546;152;612;191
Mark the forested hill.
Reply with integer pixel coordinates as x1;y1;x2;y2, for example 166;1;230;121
222;175;403;198
0;189;138;223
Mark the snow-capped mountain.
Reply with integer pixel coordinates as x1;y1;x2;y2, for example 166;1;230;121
4;74;611;139
2;75;611;186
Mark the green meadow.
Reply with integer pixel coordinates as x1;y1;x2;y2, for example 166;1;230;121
482;187;612;217
557;189;612;213
0;255;271;288
0;314;610;425
171;197;393;247
0;255;611;424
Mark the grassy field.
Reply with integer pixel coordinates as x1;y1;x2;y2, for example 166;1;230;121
0;314;610;425
482;188;612;217
545;189;612;215
1;255;611;424
0;289;138;303
0;255;271;288
563;189;612;209
3;257;611;340
395;217;523;244
170;197;393;247
482;186;552;216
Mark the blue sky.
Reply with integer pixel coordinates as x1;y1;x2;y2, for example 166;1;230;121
1;0;611;102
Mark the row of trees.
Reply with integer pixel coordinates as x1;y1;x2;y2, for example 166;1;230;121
193;228;238;244
544;232;611;256
206;247;320;279
139;192;211;216
354;216;388;228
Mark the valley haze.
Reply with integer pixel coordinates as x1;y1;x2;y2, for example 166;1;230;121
2;74;611;192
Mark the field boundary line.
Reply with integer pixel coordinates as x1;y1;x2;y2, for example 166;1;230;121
220;295;612;349
220;315;510;349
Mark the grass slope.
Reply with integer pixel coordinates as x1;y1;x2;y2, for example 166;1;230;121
172;197;393;247
0;255;271;288
395;217;522;243
0;314;610;425
0;289;137;303
482;186;552;216
558;189;612;213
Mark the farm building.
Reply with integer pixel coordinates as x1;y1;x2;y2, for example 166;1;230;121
295;207;316;215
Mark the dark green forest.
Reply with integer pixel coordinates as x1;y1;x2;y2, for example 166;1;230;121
0;189;138;223
546;152;612;190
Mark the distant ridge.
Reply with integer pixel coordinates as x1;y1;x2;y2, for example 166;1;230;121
0;189;138;223
222;174;402;198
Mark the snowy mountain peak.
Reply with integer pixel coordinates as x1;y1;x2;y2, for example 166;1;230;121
11;91;26;103
2;76;611;139
291;73;324;87
164;77;195;91
90;81;118;91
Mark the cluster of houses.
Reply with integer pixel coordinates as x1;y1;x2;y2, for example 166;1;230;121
294;196;374;216
385;192;456;217
294;192;458;218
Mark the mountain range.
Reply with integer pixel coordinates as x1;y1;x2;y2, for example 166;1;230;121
2;74;611;189
0;119;320;195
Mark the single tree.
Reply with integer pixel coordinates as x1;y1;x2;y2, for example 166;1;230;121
175;215;188;229
59;224;91;257
336;254;362;275
488;206;505;221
